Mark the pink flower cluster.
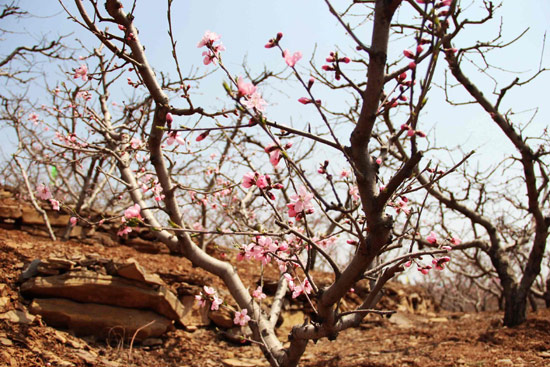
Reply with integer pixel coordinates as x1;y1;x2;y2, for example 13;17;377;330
237;236;284;266
252;286;266;300
406;231;462;275
242;172;268;189
287;186;314;220
234;309;251;326
389;196;410;215
321;51;351;81
36;184;61;211
197;31;225;65
265;140;292;167
265;32;283;49
400;123;426;138
117;203;142;237
284;273;313;299
283;50;302;67
237;77;267;112
74;64;88;81
195;286;223;311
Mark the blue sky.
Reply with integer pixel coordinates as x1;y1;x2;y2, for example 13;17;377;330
1;0;550;168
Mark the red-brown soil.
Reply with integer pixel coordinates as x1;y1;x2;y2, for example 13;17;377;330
1;227;549;367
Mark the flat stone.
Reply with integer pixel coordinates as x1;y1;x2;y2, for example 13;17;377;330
0;205;22;219
0;309;36;324
429;317;448;323
29;298;172;341
496;359;513;366
21;270;188;325
0;296;9;310
208;307;234;329
0;337;13;346
113;259;165;286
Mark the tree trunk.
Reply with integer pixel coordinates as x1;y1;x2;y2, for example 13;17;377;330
545;277;550;308
528;293;538;312
503;290;527;327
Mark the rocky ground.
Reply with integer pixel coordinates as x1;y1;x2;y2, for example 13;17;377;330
1;221;550;366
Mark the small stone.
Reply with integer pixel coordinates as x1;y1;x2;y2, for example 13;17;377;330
0;309;36;324
496;359;513;366
141;338;163;346
0;337;13;346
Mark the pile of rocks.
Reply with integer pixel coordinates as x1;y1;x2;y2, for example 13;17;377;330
0;186;166;254
20;257;190;341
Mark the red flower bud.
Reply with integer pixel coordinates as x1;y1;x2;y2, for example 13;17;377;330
166;112;173;123
403;49;415;59
196;130;210;142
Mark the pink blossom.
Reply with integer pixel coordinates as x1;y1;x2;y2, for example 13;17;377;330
124;203;141;219
408;61;417;70
269;149;281;166
69;217;77;227
283;50;302;67
166;131;186;146
418;264;432;275
349;186;360;202
426;231;438;245
197;30;221;48
288;186;314;217
291;278;312;299
340;170;350;178
28;112;40;124
234;309;251;326
203;286;216;295
152;183;165;202
242;92;267;112
195;294;207;308
211;294;223;310
287;203;298;218
432;256;451;270
450;236;462;246
252;286;267;300
36;184;52;200
298;97;311;104
74;64;88;81
256;174;268;188
49;199;60;211
202;51;214;65
265;141;290;167
242;172;268;189
117;226;132;236
407;128;415;137
130;137;142;149
237;77;257;97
